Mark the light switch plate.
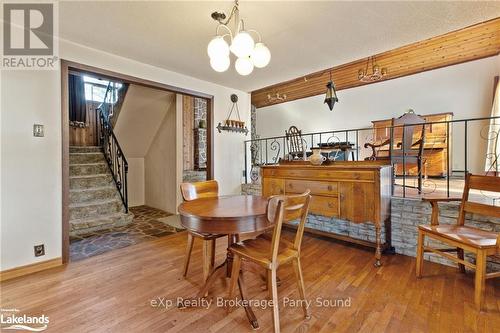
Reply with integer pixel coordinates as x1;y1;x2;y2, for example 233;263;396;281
33;124;44;137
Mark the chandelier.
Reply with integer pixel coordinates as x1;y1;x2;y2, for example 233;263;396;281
207;0;271;75
358;56;387;82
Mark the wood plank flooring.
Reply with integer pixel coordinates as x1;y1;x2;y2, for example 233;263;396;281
1;231;499;332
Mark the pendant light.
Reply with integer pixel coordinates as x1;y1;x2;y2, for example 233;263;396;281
207;0;271;75
324;70;339;111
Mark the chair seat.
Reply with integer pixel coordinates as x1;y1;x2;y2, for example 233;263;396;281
229;233;298;269
419;224;498;249
189;230;225;240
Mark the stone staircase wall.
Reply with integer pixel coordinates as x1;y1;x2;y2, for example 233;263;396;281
69;146;133;236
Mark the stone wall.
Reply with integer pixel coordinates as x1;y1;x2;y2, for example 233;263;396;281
182;95;194;171
182;170;207;183
241;183;500;271
194;98;207;170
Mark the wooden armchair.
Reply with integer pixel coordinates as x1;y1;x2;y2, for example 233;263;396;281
365;111;427;193
416;173;500;311
180;180;226;282
228;191;312;333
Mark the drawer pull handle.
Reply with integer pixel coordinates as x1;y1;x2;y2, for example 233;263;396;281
328;202;334;208
327;185;333;191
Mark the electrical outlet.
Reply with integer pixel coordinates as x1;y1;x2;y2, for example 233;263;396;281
34;244;45;257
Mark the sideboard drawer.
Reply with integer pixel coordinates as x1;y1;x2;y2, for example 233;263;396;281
285;180;338;196
309;195;339;217
262;178;284;197
263;168;374;181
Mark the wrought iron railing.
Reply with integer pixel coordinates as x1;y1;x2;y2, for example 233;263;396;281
244;116;500;200
96;84;129;212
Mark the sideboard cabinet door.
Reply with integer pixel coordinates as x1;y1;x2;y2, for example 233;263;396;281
339;181;376;223
262;178;285;197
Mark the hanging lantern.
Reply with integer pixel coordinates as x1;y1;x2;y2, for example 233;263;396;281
324;71;339;111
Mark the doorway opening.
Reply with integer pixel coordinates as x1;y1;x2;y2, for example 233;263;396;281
62;61;214;263
181;95;209;182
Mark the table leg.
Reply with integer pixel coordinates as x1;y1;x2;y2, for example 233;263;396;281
374;224;382;267
177;260;227;309
179;234;260;330
226;234;238;277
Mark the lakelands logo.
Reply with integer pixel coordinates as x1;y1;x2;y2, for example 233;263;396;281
2;2;58;69
0;309;49;331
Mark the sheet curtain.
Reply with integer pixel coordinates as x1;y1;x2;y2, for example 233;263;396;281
69;74;87;124
485;79;500;173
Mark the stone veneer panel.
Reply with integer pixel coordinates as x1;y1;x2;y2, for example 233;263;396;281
241;183;500;271
182;170;207;182
194;98;207;170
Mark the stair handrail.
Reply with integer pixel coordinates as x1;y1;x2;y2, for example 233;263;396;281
96;83;129;212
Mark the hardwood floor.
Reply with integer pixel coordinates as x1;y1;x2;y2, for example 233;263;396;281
1;231;499;332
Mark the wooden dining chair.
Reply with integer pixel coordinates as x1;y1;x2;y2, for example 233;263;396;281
416;173;500;311
227;191;312;333
180;180;226;281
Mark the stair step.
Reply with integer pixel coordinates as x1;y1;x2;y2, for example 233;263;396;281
69;198;124;220
70;146;101;153
70;163;109;177
70;174;114;190
70;186;119;204
70;152;105;165
70;212;134;237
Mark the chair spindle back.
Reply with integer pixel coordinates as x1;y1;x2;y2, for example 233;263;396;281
458;174;500;227
267;191;311;263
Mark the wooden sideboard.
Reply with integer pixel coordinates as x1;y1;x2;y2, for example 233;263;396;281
371;112;452;177
261;162;392;266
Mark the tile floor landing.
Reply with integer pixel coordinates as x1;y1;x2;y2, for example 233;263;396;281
70;205;181;261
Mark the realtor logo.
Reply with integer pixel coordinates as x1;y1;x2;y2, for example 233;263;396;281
2;2;58;69
4;3;53;55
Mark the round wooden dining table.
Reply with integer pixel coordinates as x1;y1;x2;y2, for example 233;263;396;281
178;195;271;330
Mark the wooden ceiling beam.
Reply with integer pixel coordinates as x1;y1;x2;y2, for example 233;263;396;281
251;18;500;109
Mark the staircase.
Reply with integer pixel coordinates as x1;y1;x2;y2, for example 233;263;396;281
69;146;133;237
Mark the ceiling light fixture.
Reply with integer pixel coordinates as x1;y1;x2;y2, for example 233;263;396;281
208;0;271;75
324;70;339;111
358;56;387;82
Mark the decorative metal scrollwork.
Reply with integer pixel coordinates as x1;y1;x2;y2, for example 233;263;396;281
269;139;281;163
97;84;129;212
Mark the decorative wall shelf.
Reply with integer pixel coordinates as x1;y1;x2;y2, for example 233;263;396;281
217;94;248;135
217;122;248;134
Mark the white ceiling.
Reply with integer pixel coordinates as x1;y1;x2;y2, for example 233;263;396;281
59;1;500;92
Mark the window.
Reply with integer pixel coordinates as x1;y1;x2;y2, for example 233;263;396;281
83;76;123;103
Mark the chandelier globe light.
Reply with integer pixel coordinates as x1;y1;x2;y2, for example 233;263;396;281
210;56;230;72
207;36;230;59
251;42;271;68
230;31;255;58
208;0;270;75
235;56;254;75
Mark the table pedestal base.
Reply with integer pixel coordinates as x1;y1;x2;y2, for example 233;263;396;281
178;259;259;330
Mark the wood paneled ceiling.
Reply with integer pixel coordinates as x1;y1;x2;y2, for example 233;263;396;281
251;18;500;109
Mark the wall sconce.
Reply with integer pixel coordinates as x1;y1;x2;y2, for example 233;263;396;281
267;93;287;103
358;56;387;82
